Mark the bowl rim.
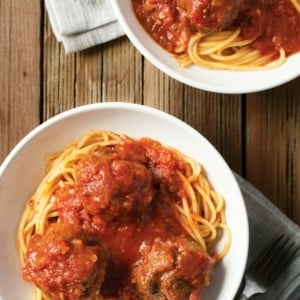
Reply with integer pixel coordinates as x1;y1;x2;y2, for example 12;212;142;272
1;102;207;173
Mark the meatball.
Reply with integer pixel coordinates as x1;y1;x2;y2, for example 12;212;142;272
76;141;154;222
177;0;244;30
129;237;216;300
23;223;107;300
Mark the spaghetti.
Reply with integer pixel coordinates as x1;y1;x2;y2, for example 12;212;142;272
179;29;286;70
17;130;231;300
132;0;300;70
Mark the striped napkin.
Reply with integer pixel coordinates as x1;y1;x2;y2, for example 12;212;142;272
45;0;125;53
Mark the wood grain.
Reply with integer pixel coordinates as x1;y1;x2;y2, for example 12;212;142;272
246;77;300;224
0;1;41;162
181;92;243;174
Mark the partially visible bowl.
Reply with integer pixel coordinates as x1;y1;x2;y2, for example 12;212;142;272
0;102;248;299
111;0;300;94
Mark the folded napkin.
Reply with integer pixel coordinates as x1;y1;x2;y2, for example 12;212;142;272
45;0;125;53
235;174;300;300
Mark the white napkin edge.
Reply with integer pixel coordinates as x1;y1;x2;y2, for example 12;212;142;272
46;0;118;35
61;21;125;53
45;0;125;52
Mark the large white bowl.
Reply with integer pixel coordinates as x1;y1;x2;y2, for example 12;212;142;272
0;102;248;299
111;0;300;94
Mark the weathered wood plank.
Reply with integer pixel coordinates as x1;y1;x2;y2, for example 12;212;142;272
0;0;41;163
143;60;185;118
100;37;143;103
43;10;76;120
246;77;300;224
182;91;243;175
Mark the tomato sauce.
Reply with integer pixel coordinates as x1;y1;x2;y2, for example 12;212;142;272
132;0;300;58
132;0;192;53
23;137;215;299
239;0;300;57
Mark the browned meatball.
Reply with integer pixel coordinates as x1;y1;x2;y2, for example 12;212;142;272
129;237;216;300
177;0;244;30
76;140;154;221
23;223;107;300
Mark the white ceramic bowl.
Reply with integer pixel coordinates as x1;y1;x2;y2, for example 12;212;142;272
111;0;300;94
0;102;248;299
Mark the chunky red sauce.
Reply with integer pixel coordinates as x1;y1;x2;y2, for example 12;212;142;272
23;138;215;300
239;0;300;57
132;0;300;58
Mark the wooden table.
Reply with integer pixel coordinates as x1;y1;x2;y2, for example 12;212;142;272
1;1;299;226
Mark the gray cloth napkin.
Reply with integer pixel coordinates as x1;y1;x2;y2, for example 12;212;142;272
235;174;300;300
45;0;125;53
